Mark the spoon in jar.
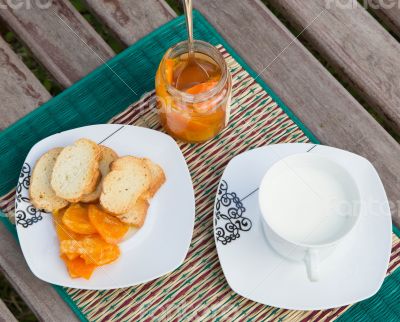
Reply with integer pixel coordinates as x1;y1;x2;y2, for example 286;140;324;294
175;0;209;90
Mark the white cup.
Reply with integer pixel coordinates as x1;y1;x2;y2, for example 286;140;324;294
258;153;361;281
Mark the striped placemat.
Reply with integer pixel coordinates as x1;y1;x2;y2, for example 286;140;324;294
1;44;399;322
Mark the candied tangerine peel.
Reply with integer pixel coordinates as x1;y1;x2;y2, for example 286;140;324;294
88;204;129;244
61;255;96;280
62;204;97;235
54;202;128;279
163;56;220;93
185;80;218;95
60;236;120;266
53;208;82;241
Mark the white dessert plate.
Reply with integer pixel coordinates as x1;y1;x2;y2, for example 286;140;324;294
214;143;392;310
15;124;195;290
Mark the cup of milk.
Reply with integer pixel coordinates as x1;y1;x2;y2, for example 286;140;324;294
258;153;360;281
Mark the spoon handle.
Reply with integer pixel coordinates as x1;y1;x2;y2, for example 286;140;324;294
183;0;194;55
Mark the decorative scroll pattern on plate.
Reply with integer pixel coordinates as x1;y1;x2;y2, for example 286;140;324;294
15;163;44;228
215;180;252;245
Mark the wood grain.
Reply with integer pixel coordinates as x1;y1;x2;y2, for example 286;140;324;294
369;0;400;38
0;223;78;321
194;0;400;226
0;0;398;320
0;1;176;319
0;299;17;322
0;26;78;322
266;0;400;135
83;0;176;45
0;1;175;319
0;36;51;130
0;0;114;87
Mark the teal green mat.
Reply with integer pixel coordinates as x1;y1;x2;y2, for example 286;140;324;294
0;11;398;321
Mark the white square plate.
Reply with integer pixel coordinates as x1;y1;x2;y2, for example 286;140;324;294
15;124;195;290
214;143;392;310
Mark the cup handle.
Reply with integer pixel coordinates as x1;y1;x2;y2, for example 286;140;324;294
305;249;320;282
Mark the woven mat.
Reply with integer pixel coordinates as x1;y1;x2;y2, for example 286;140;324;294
0;12;399;322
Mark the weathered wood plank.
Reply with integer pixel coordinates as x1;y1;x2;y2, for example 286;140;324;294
0;0;114;87
266;0;400;135
369;0;400;38
194;0;400;226
0;299;17;322
0;36;51;130
0;223;78;321
83;0;176;45
0;0;175;319
0;29;79;322
0;1;176;318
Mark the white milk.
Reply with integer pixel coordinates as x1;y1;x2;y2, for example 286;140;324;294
260;156;359;245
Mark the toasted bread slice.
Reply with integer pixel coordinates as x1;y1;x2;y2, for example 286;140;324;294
51;138;101;202
29;148;69;212
80;146;118;203
142;158;166;199
117;159;165;227
100;156;151;214
117;197;149;227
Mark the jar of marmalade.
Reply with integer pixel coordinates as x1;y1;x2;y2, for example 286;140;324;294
155;40;232;143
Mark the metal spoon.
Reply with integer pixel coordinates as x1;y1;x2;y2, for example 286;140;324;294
175;0;209;90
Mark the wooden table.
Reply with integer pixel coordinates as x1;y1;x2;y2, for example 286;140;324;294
1;0;400;320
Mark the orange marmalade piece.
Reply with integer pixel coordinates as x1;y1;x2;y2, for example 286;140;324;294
60;236;120;266
88;205;129;244
185;80;218;95
53;209;82;260
62;204;97;235
165;58;175;84
55;202;128;279
61;255;96;280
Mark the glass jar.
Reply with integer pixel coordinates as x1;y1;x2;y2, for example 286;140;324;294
155;40;232;143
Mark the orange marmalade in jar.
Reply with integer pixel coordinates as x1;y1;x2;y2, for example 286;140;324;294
155;40;232;143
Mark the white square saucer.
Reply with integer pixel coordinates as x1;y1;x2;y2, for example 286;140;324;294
214;143;392;310
15;124;195;290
